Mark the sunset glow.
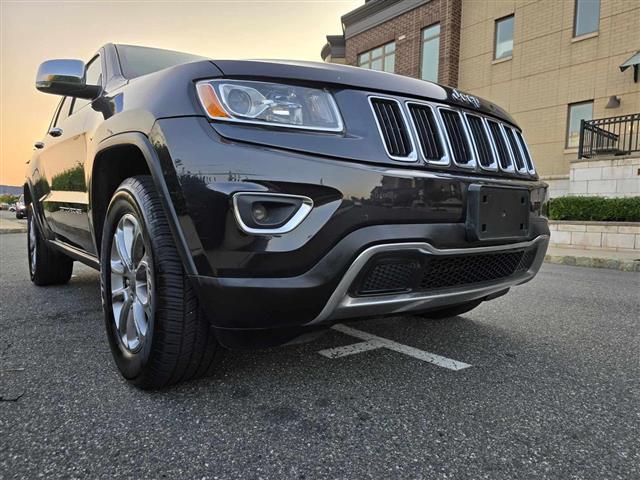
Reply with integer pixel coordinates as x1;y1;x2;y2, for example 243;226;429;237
0;0;361;186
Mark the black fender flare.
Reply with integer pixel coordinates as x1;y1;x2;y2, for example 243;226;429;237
23;179;50;239
91;131;197;276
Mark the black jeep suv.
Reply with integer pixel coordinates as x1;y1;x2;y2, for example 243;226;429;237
26;44;549;389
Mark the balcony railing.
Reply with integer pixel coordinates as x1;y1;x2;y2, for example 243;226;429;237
578;113;640;159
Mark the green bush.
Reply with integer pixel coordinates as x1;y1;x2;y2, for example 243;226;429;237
548;196;640;222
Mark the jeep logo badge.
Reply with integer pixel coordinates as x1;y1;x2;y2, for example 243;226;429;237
451;89;481;109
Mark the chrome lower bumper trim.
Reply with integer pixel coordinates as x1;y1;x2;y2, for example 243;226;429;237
308;235;549;324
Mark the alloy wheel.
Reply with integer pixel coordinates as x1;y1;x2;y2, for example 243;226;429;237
109;213;153;353
28;213;37;275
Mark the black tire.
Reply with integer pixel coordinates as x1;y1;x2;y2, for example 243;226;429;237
27;206;73;286
418;299;482;320
100;176;221;389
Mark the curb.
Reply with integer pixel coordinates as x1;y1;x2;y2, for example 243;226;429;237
544;254;640;272
0;228;27;235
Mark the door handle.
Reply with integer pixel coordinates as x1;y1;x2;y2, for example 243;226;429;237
48;127;63;137
34;141;45;149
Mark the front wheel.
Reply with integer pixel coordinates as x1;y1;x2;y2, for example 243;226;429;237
100;176;221;389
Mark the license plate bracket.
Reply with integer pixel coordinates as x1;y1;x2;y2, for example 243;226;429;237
466;185;530;241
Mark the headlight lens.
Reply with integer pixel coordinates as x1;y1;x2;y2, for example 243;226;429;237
196;80;343;132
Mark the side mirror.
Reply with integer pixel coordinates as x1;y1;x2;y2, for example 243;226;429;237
35;59;101;99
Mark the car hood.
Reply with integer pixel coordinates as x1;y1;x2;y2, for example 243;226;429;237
210;59;516;126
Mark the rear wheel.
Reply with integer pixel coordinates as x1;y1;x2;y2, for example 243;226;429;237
27;207;73;286
100;176;221;389
418;299;482;319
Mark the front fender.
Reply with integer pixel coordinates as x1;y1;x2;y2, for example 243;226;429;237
91;130;199;276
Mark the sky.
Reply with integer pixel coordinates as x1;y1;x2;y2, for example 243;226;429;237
0;0;362;186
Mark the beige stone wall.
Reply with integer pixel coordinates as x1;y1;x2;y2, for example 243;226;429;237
458;0;640;181
569;154;640;197
549;221;640;251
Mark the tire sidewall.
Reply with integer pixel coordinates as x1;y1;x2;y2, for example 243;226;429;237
101;183;156;381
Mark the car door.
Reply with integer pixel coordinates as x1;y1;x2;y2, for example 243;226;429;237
38;55;104;254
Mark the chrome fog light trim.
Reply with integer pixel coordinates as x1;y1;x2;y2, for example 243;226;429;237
232;192;313;235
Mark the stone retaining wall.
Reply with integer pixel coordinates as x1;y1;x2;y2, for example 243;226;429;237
569;155;640;197
549;221;640;251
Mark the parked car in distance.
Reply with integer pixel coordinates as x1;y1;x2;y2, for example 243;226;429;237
25;44;549;389
15;195;26;219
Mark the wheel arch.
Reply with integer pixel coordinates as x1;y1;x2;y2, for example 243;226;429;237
23;182;32;204
90;132;197;276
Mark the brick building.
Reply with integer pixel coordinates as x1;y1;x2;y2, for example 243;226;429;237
322;0;640;198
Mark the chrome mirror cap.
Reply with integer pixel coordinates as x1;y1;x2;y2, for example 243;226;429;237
35;59;100;99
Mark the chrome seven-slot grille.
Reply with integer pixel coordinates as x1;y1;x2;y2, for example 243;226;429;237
369;96;536;176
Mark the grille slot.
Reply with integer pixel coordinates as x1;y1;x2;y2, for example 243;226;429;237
357;258;420;295
466;114;497;169
504;127;527;172
487;120;513;171
370;98;414;159
418;250;527;290
408;104;446;163
354;247;538;296
440;109;474;166
367;97;537;175
515;130;535;173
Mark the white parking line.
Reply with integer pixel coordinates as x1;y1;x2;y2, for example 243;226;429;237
318;324;471;371
318;339;385;359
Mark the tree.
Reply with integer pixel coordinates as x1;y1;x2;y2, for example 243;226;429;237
0;194;19;204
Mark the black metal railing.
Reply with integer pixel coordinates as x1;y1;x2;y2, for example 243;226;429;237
578;113;640;158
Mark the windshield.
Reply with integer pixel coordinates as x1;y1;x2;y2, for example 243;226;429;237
116;44;208;79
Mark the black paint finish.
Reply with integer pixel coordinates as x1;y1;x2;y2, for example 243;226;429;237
25;43;549;343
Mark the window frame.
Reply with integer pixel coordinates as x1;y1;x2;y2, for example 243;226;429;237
420;22;441;82
494;14;515;61
565;100;593;149
70;54;103;115
51;96;73;129
48;98;64;132
573;0;600;38
357;41;396;73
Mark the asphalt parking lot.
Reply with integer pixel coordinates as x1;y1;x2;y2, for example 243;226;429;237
1;231;639;479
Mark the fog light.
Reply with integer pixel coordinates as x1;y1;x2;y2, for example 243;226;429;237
252;203;268;222
232;192;313;235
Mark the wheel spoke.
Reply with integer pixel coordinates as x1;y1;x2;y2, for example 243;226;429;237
110;259;126;275
114;229;132;269
123;217;138;268
138;286;152;317
117;296;133;340
132;298;148;339
131;228;145;268
111;286;127;301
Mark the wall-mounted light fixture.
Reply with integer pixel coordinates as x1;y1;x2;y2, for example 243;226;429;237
605;95;621;109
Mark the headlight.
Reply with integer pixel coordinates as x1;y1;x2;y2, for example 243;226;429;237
196;80;343;132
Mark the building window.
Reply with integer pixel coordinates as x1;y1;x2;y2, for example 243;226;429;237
566;101;593;148
494;15;514;60
574;0;600;37
420;24;440;82
358;42;395;73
